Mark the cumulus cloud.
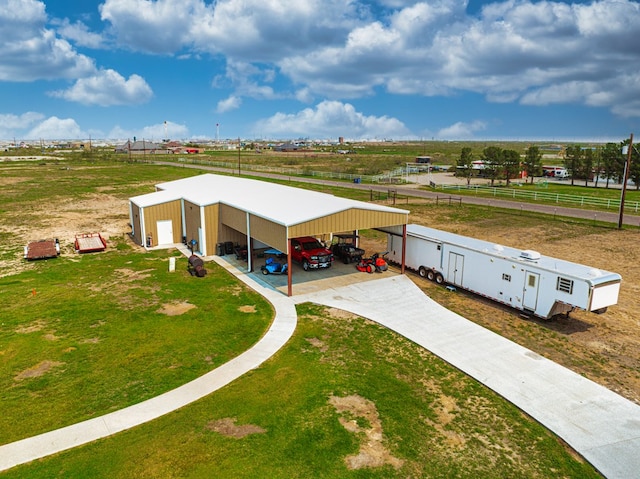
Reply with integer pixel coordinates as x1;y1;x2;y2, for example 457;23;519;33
437;121;488;140
0;111;45;139
48;69;153;106
0;0;95;81
107;121;189;141
217;95;242;113
253;100;410;139
26;116;85;140
54;18;105;49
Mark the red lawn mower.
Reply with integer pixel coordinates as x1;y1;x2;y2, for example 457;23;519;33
356;251;389;273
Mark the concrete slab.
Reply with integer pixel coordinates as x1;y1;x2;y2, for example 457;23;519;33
293;275;640;479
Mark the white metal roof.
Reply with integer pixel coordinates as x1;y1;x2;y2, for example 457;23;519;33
147;173;408;227
129;189;184;208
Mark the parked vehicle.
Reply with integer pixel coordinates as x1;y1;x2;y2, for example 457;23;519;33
356;252;389;273
386;224;621;319
330;234;365;264
261;257;288;275
290;236;333;271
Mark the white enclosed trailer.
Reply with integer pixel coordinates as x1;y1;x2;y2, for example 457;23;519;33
387;224;621;319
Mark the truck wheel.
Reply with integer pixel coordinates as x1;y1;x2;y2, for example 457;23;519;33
418;266;428;278
303;260;310;271
427;270;435;281
435;273;444;284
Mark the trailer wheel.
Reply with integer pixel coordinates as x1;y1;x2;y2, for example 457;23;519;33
593;307;608;314
426;270;435;281
435;273;444;284
418;266;428;278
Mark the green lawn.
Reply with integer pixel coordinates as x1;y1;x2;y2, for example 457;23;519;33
0;158;602;478
2;304;600;478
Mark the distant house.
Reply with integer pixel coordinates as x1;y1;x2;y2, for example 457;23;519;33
274;143;299;152
115;140;163;154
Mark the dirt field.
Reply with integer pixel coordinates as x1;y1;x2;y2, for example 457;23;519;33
4;187;639;407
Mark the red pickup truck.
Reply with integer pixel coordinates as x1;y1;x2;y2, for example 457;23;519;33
291;237;334;271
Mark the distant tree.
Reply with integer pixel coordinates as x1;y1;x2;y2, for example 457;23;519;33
503;149;521;186
523;146;542;184
600;143;620;188
457;147;474;185
593;147;602;187
564;145;583;186
622;138;640;191
482;146;503;186
581;148;595;187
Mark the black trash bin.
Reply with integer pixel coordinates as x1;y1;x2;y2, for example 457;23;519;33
224;241;234;255
217;243;225;256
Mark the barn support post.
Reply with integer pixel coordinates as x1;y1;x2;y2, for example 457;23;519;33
287;238;293;297
245;212;253;272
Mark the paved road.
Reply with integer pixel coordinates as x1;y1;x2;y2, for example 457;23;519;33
151;161;640;226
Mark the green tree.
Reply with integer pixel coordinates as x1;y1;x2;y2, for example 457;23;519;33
503;149;521;187
581;148;595;187
523;146;542;184
601;143;621;188
457;147;474;185
564;145;583;186
482;146;503;187
622;138;640;191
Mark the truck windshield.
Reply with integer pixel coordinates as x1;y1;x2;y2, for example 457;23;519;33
303;240;323;250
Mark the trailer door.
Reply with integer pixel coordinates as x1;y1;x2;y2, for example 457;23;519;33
448;252;464;286
523;271;540;311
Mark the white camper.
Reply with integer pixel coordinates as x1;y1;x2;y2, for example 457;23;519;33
387;225;621;319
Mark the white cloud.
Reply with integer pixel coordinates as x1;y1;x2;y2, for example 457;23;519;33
217;95;242;113
25;116;85;140
437;121;488;140
0;0;95;81
253;100;410;139
107;121;189;141
48;69;153;106
0;111;45;139
54;18;105;49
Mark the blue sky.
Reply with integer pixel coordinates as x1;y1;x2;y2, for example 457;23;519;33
1;0;639;142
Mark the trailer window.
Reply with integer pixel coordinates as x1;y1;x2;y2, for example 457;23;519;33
556;277;574;294
502;273;511;282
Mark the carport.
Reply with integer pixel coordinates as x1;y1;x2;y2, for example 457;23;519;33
129;173;409;296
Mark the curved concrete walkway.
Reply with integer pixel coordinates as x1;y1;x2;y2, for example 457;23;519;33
0;255;297;472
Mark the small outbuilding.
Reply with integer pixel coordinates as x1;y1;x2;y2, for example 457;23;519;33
129;173;409;295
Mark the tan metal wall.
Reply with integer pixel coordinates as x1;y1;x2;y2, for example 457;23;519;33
288;209;407;238
220;204;247;234
184;200;201;247
143;200;183;246
249;215;287;252
204;203;220;256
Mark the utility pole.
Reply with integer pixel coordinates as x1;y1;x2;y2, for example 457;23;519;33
618;133;634;229
237;137;241;176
